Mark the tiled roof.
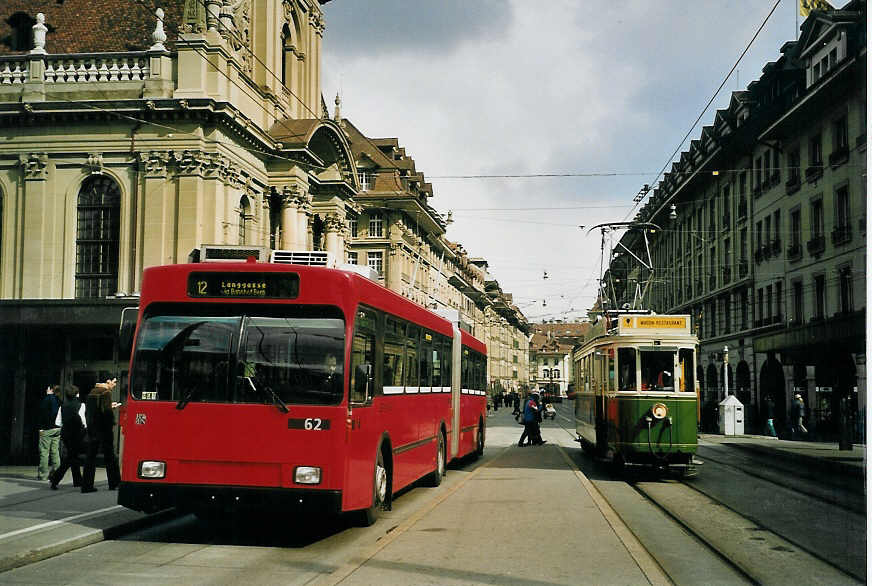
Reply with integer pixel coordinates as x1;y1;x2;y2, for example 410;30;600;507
0;0;185;55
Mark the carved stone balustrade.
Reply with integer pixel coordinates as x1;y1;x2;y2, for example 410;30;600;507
44;53;151;83
0;58;28;84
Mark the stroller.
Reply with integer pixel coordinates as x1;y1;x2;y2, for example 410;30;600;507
543;403;557;420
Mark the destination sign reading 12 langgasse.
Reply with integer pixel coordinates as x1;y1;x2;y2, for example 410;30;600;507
187;272;300;299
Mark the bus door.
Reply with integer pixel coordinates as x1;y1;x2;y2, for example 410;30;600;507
344;308;378;512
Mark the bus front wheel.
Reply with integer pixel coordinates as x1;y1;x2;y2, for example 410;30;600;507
359;450;388;527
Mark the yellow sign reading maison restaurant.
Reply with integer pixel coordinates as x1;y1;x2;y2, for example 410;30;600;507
618;315;690;333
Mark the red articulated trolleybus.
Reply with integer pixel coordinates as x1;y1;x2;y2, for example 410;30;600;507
117;255;487;525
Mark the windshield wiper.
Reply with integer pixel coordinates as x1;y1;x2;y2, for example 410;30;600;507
176;386;198;410
245;376;289;413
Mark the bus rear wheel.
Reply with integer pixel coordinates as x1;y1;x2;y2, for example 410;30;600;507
424;432;445;487
359;450;388;526
472;422;484;460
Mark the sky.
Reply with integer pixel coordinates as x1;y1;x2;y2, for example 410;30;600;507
319;0;842;324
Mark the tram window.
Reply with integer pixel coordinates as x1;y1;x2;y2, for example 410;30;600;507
640;350;675;391
618;348;637;391
679;349;695;392
607;352;615;393
383;317;404;389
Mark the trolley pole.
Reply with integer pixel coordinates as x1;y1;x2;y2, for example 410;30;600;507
723;345;729;400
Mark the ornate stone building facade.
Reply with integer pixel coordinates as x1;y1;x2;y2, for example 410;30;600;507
605;3;866;438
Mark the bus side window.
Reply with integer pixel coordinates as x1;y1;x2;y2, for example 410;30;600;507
350;333;374;403
383;317;404;389
351;308;377;403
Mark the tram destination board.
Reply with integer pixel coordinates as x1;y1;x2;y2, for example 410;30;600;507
617;315;691;334
187;272;300;299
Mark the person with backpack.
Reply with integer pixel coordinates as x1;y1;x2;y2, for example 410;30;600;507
48;385;86;490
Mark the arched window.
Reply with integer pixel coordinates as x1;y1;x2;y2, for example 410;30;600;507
238;195;251;245
551;368;560;380
76;176;120;298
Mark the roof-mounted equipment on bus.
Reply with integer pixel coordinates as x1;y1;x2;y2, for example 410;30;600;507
197;244;269;263
270;250;336;267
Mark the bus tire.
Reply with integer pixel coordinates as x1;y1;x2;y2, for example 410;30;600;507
472;421;485;460
424;431;445;487
359;449;388;526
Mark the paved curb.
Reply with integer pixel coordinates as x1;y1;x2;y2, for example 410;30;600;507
0;508;177;574
725;442;864;479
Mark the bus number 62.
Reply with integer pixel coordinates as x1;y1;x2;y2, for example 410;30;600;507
305;418;322;430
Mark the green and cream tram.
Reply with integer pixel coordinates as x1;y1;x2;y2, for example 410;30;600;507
572;311;699;473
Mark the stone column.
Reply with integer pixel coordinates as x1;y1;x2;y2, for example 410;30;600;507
323;214;344;260
296;193;311;250
280;186;298;250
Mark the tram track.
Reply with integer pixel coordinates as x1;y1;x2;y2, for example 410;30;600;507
546;405;862;584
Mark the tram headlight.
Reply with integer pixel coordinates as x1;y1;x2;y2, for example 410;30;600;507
295;466;321;485
138;461;166;479
651;403;668;420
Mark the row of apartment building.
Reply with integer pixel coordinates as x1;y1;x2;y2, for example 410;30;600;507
605;2;866;438
0;0;530;463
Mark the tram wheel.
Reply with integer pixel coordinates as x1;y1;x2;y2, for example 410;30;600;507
424;432;446;487
359;449;388;526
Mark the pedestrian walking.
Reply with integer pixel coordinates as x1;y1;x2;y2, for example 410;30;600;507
764;395;777;437
531;392;545;445
48;385;85;490
791;393;808;438
81;377;121;493
518;391;546;446
512;392;521;419
37;385;62;481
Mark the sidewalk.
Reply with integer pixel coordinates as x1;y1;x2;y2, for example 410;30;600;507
0;466;161;572
698;433;866;479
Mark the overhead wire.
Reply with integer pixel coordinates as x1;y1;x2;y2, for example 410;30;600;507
626;0;784;219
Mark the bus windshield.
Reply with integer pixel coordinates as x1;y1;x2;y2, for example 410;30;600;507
130;305;345;406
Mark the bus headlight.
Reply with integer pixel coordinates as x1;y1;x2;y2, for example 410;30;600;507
651;403;668;420
139;461;166;479
295;466;321;485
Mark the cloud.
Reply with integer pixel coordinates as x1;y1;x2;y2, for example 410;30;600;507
323;0;512;57
321;0;815;321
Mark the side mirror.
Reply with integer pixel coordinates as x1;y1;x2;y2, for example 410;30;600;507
118;306;139;361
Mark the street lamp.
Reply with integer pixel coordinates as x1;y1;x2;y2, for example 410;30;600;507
723;345;729;400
